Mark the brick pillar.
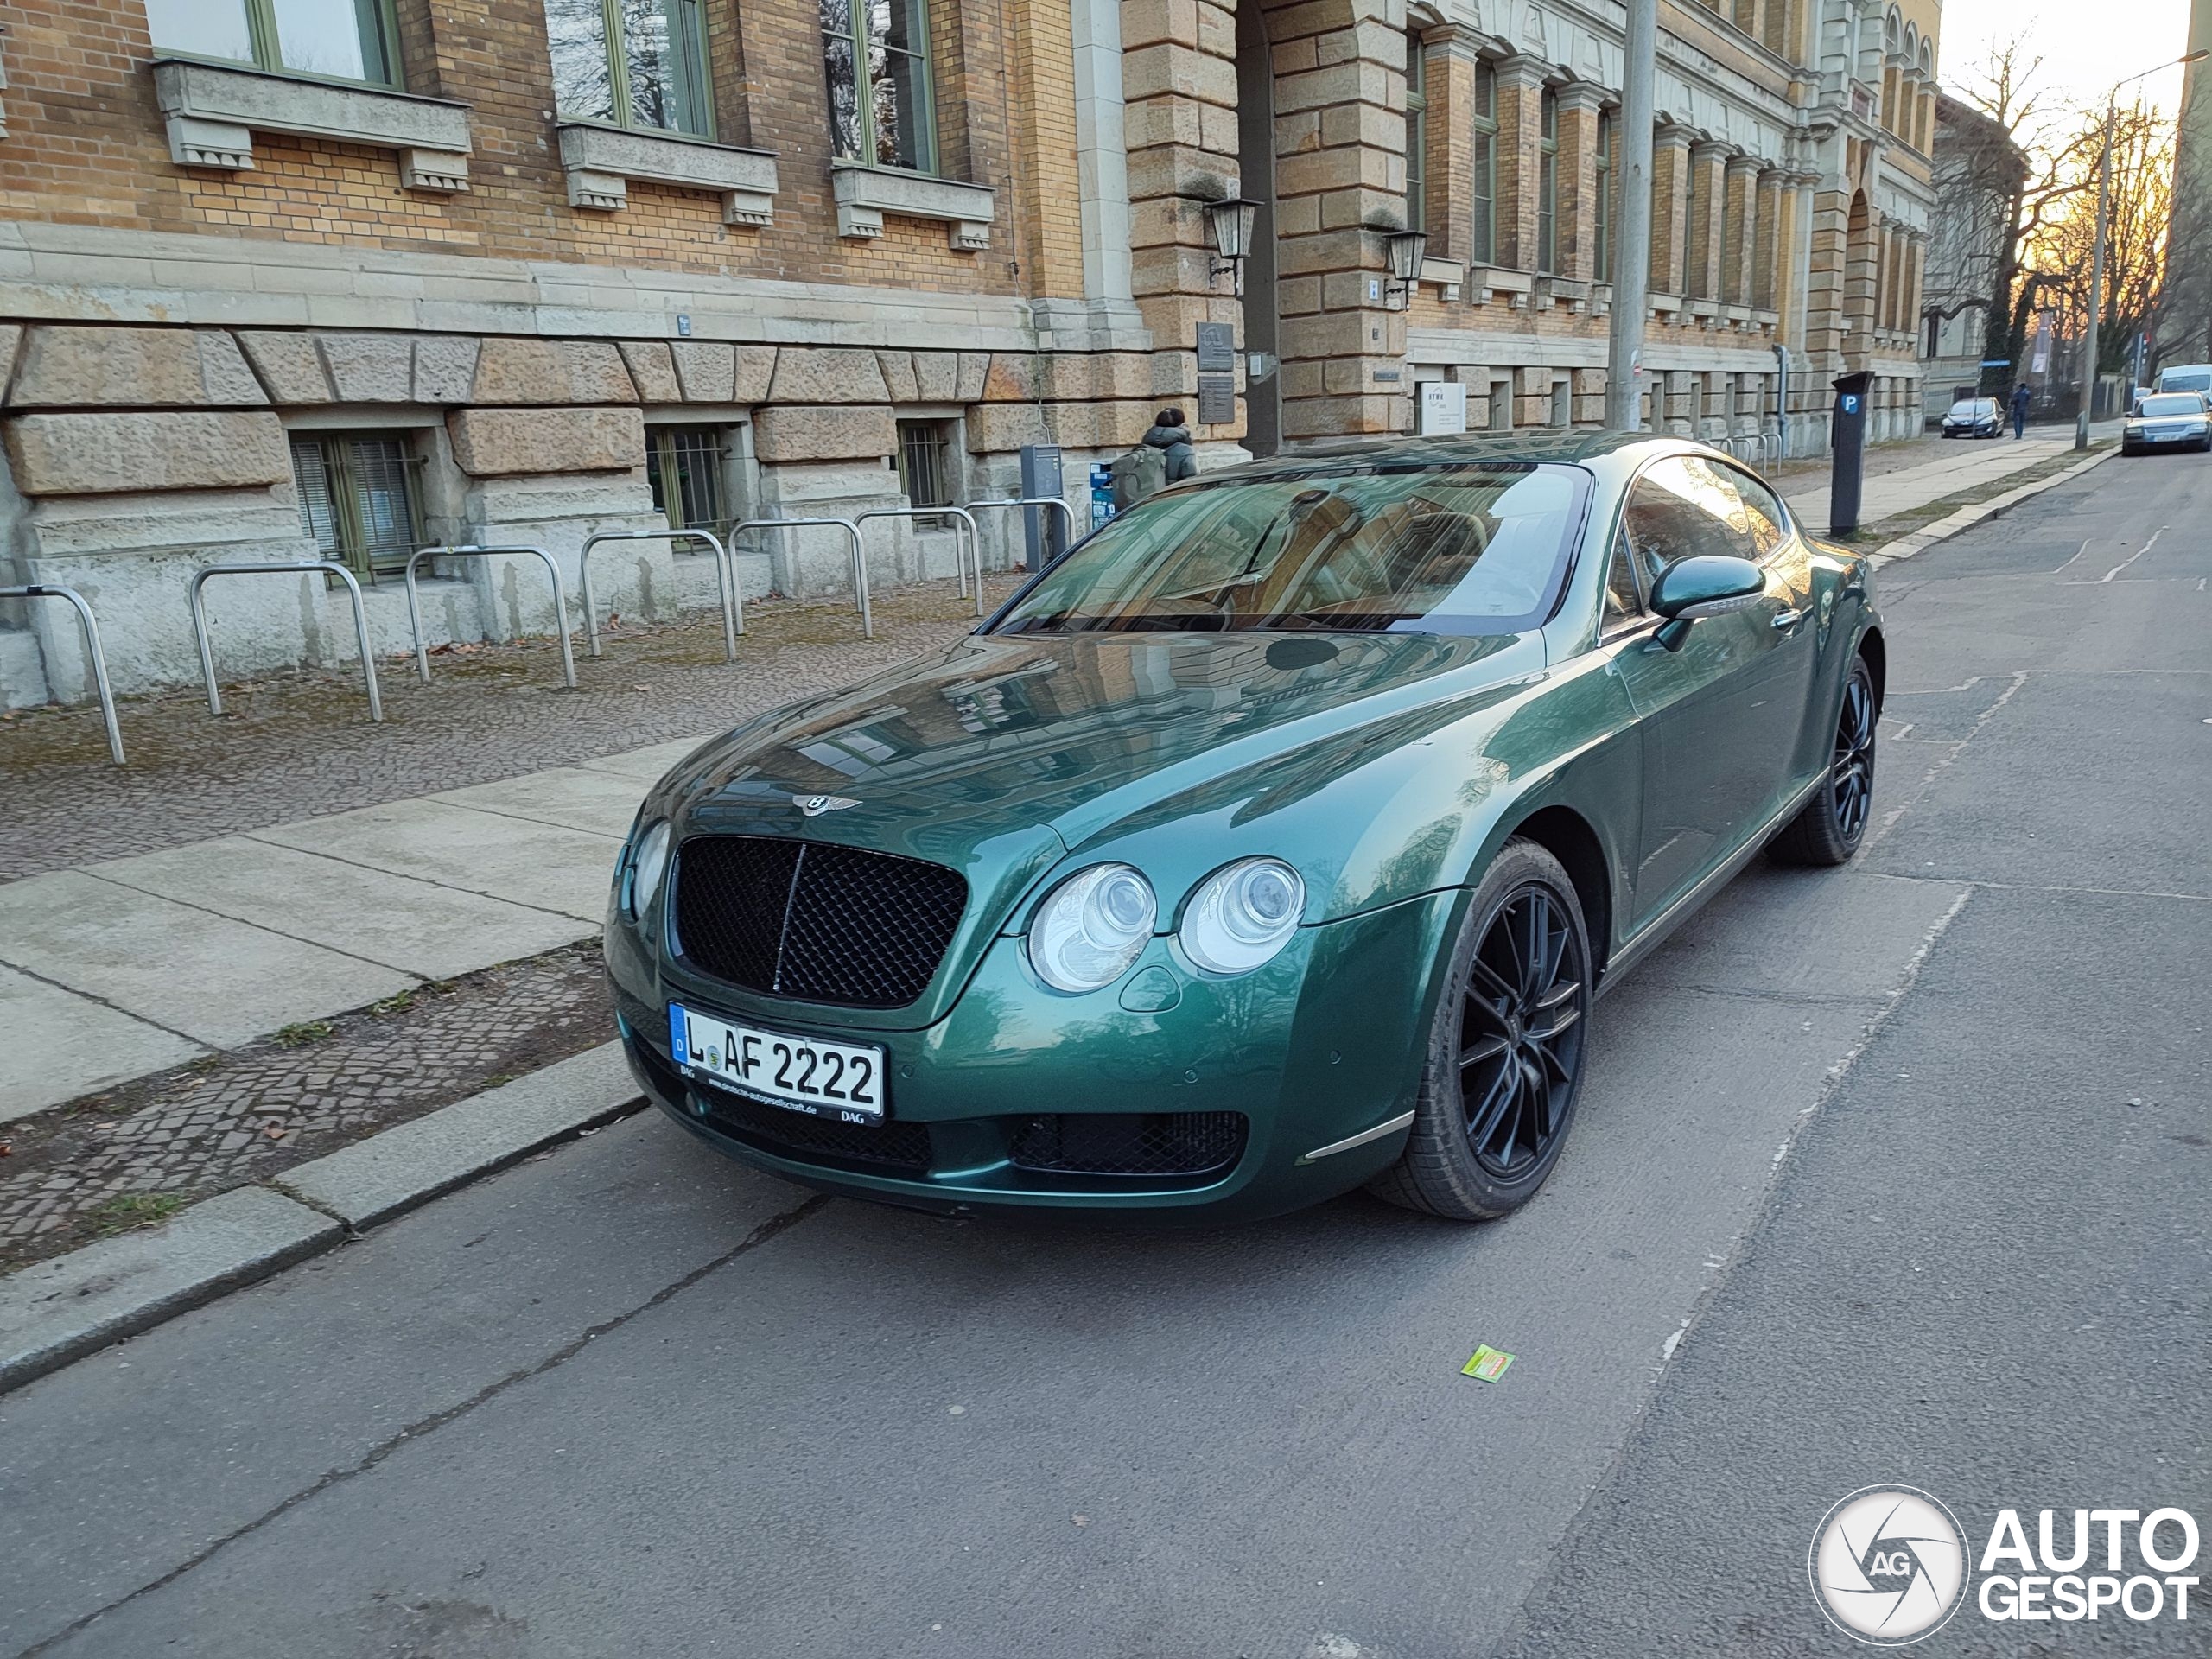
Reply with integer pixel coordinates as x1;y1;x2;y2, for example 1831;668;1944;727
1688;139;1727;301
1722;153;1761;305
1494;53;1548;272
1751;166;1785;309
1270;0;1409;441
1554;80;1605;283
1121;0;1242;439
1421;25;1482;268
1651;123;1694;296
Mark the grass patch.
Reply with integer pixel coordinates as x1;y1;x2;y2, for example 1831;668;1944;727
1840;443;2113;547
270;1020;335;1047
88;1192;187;1237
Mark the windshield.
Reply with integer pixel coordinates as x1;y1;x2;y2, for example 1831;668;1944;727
1948;401;1990;416
2139;394;2202;416
2160;371;2212;392
990;462;1587;636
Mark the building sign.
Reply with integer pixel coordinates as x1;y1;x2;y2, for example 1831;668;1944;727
2030;311;2055;376
1194;322;1236;372
1196;373;1236;425
1419;381;1468;435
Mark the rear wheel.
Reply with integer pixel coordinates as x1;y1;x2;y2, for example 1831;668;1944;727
1370;841;1591;1222
1770;655;1878;867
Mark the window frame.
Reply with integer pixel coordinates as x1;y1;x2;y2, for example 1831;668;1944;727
1594;108;1613;284
895;417;957;510
823;0;939;176
148;0;403;90
1471;58;1498;266
545;0;716;138
646;423;736;538
289;429;425;582
1536;86;1559;275
1404;34;1427;238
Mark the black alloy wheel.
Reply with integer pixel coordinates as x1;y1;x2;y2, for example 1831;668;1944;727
1370;838;1592;1221
1459;887;1586;1178
1831;665;1876;842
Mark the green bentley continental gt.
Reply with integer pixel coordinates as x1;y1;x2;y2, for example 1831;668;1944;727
606;431;1882;1223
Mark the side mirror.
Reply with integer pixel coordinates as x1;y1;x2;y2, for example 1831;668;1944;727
1649;555;1766;651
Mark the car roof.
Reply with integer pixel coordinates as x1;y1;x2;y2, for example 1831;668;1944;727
1185;429;1698;484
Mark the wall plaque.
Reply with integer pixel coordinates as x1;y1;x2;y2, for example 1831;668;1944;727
1195;321;1236;372
1196;372;1236;425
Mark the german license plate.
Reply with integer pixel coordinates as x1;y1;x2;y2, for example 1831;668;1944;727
669;1004;886;1122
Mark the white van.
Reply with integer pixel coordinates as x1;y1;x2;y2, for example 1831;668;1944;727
2157;363;2212;397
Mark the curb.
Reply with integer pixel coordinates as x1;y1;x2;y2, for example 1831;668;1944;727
0;1042;644;1394
1864;448;2114;566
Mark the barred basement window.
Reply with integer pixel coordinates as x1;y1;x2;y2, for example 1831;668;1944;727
543;0;714;136
1471;60;1497;265
648;425;731;535
1403;35;1427;237
146;0;400;87
289;433;422;580
1536;87;1559;274
896;420;954;508
823;0;937;173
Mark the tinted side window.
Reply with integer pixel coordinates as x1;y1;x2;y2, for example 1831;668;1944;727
1622;455;1749;582
1603;529;1643;630
1731;468;1789;559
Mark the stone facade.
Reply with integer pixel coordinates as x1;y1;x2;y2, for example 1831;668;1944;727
0;0;1935;703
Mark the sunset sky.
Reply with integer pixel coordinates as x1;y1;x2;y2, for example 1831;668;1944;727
1936;0;2196;118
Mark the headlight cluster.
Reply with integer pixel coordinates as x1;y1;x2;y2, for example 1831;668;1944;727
620;820;671;920
1026;856;1306;992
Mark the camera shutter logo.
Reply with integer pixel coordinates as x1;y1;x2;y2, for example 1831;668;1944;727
1809;1486;1971;1645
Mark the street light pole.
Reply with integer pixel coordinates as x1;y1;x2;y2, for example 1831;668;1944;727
2075;49;2208;449
1605;0;1657;429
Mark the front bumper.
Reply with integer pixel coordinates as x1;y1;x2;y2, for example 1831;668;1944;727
608;888;1461;1221
2124;426;2206;448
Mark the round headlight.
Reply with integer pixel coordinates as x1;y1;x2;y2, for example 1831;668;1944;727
627;821;672;918
1027;863;1157;993
1179;858;1306;976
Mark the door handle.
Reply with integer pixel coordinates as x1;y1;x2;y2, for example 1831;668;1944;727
1771;608;1806;632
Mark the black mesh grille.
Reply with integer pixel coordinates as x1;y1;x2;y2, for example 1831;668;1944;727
697;1081;935;1172
674;836;968;1008
1008;1112;1249;1179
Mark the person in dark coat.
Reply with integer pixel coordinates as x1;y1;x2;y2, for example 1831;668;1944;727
2010;381;2032;439
1141;409;1198;480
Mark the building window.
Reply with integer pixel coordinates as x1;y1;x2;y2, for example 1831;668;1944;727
1683;156;1704;297
1404;35;1427;237
1471;59;1497;265
896;419;956;508
823;0;937;174
543;0;713;135
290;432;421;580
647;425;732;536
145;0;399;86
1593;109;1613;284
1536;89;1559;274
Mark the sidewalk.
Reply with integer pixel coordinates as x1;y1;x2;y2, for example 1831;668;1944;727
1781;423;2120;535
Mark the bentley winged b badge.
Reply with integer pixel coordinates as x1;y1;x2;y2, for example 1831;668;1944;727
793;793;861;817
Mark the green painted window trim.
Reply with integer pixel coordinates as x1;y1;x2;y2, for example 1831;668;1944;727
154;0;404;91
824;0;938;176
583;0;715;138
1403;35;1426;238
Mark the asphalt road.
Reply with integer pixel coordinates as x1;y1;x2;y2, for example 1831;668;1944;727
3;454;2204;1658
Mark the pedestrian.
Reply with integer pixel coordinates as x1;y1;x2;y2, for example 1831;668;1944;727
1141;408;1198;481
2010;380;2031;440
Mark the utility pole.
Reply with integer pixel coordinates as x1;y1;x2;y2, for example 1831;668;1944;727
2076;104;2113;450
1605;0;1657;429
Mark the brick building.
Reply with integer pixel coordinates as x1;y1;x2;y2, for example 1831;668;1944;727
0;0;1933;702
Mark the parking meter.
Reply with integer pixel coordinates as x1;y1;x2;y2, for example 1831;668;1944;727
1829;371;1873;537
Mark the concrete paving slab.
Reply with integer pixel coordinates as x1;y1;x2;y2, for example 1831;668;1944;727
0;1186;338;1392
0;871;415;1049
252;798;620;922
273;1043;640;1229
0;965;209;1124
573;735;714;784
85;837;594;982
428;766;653;837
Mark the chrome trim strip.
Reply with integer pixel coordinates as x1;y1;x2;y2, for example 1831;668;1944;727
1298;1109;1417;1165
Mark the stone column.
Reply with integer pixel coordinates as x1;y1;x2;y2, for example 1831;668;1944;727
1421;26;1484;270
1554;80;1606;283
1650;122;1694;296
1688;138;1728;302
1070;0;1133;302
1269;0;1410;440
1722;153;1762;305
1494;54;1549;273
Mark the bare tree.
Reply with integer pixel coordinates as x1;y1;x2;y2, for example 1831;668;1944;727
2033;102;2183;379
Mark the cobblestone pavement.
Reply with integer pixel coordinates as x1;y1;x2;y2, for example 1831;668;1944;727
0;572;1024;882
0;941;612;1274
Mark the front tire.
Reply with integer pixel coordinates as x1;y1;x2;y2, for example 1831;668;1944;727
1771;654;1878;866
1370;841;1591;1222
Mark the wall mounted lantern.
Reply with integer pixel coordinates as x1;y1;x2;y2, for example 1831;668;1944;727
1206;197;1261;294
1382;227;1430;309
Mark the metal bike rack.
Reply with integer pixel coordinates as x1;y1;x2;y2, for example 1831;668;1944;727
1;583;125;765
855;506;984;618
188;562;383;723
728;517;873;638
579;528;742;662
404;544;577;688
968;495;1078;571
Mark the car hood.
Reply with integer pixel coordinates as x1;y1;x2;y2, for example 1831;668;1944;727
658;630;1541;1025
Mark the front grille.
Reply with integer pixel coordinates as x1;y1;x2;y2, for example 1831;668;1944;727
1008;1112;1248;1179
673;836;968;1008
697;1080;935;1172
